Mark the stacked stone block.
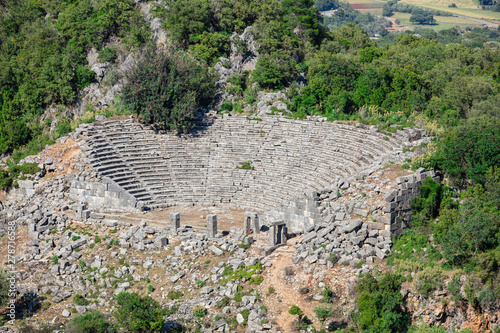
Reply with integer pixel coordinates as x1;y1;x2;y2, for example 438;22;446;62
78;115;418;214
69;178;138;211
383;169;439;235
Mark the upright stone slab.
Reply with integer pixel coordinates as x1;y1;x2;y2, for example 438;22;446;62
269;224;276;246
207;214;217;238
170;213;180;235
244;212;259;235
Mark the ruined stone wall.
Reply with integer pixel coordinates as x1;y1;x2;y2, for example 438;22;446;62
68;177;138;212
263;192;321;233
383;169;440;235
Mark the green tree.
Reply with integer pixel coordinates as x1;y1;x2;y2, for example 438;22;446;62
433;116;500;186
252;50;297;89
314;0;339;11
161;0;212;45
190;32;229;65
440;196;499;265
355;272;410;333
282;0;323;44
410;8;436;25
114;292;165;332
121;46;216;131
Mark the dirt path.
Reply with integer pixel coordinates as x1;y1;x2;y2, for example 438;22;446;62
258;240;321;331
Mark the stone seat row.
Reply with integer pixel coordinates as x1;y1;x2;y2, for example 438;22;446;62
82;116;407;211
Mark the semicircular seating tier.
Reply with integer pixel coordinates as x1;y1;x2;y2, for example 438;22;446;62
80;115;408;212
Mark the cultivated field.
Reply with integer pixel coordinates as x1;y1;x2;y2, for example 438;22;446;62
400;0;500;22
341;0;499;29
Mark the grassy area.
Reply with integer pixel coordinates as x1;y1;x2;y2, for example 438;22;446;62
341;0;489;29
399;0;500;22
392;12;481;30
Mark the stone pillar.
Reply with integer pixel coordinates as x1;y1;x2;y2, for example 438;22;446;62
269;224;276;246
280;225;287;245
243;216;251;235
207;214;217;238
244;212;259;234
170;213;180;235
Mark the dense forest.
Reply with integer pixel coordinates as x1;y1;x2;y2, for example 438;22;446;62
0;0;500;331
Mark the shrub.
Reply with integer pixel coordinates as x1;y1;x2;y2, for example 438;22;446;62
0;268;12;307
320;286;335;303
415;267;446;297
51;255;59;264
252;50;297;90
249;275;263;285
195;280;205;288
440;197;499;265
147;285;155;292
329;253;340;265
288;305;309;330
98;47;117;63
114;292;165;332
121;45;216;132
478;288;496;309
431;116;500;186
193;305;207;318
268;287;275;294
73;294;90;306
103;70;121;86
220;100;233;112
65;310;112;333
236;161;254;170
0;170;13;190
410;178;444;228
355;272;409;332
314;306;334;322
190;32;229;65
168;290;183;300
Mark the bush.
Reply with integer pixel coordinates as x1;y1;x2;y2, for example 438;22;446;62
252;50;297;90
220;100;233;112
65;310;112;333
320;286;335;303
355;272;409;332
440;197;499;265
190;32;229;65
0;170;13;190
121;45;216;132
432;116;500;186
314;306;334;321
288;305;310;330
478;288;496;309
236;161;254;170
98;47;117;63
409;178;444;229
168;290;183;300
328;253;340;265
73;294;90;306
114;292;165;332
415;267;446;297
193;305;207;318
0;268;12;307
195;280;205;288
